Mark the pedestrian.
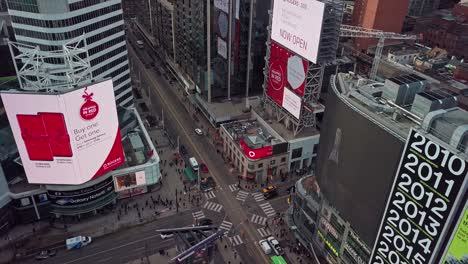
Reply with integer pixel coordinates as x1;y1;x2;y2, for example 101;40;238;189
224;245;228;249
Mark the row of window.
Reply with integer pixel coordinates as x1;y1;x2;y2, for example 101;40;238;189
87;24;123;45
89;34;125;56
69;0;111;12
92;55;127;77
90;45;126;67
7;0;39;13
113;73;130;88
11;3;120;29
116;85;133;105
13;13;122;42
106;63;129;81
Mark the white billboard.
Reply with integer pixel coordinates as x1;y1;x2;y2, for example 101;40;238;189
214;0;229;14
114;171;147;192
282;88;302;119
271;0;325;64
1;79;125;185
217;37;227;59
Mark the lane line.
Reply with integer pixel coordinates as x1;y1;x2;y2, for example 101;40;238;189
97;257;113;263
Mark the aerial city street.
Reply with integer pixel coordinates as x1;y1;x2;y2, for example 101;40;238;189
0;0;467;263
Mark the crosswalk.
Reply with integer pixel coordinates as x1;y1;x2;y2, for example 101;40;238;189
236;190;249;202
257;227;272;238
192;210;205;220
203;201;223;212
218;220;233;235
204;191;216;200
228;184;239;192
259;202;276;217
250;214;268;226
229;235;243;246
252;192;265;202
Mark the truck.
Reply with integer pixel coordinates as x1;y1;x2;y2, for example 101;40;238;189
66;236;92;250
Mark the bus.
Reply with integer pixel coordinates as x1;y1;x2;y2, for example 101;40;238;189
270;256;287;264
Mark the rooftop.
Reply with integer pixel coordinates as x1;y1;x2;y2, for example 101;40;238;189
221;119;283;149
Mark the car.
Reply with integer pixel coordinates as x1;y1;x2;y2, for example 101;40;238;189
200;177;216;192
195;128;203;135
262;185;278;199
267;236;284;256
198;219;213;226
35;250;57;260
160;233;174;239
200;163;209;173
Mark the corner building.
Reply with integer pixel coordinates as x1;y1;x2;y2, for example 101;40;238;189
6;0;133;107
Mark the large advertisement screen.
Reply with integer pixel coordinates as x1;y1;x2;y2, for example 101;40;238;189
239;139;273;160
441;205;468;263
48;176;115;206
266;41;307;118
1;80;124;185
369;129;468;264
114;171;147;192
271;0;325;64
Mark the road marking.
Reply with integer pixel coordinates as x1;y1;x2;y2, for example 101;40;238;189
60;233;161;264
228;184;239;192
236;190;249;202
252;192;265;202
192;210;206;220
229;235;243;246
97;257;113;263
218;220;233;235
204;191;216;200
203;201;223;212
257;227;271;238
259;202;276;217
250;214;268;226
133;246;146;251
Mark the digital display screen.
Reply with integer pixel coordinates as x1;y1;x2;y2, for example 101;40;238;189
370;129;467;264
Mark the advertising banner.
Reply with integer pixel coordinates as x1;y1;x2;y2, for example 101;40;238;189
239;139;273;160
266;41;307;108
217;37;228;59
214;0;229;14
441;205;468;263
369;129;468;264
282;88;302;119
271;0;325;64
217;11;229;39
48;176;115;206
1;79;124;185
114;171;147;192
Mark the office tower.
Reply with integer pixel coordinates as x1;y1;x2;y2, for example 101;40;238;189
408;0;440;16
351;0;410;51
6;0;133;107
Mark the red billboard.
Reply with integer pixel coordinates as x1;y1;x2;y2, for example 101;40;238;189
239;139;273;160
1;79;125;185
266;41;308;107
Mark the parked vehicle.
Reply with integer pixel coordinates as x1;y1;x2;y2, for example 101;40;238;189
35;250;57;260
200;177;216;192
200;163;209;173
198;218;213;226
267;236;284;256
136;40;144;49
180;145;187;156
66;236;92;250
195;128;203;135
259;239;272;255
189;157;199;171
262;185;278;199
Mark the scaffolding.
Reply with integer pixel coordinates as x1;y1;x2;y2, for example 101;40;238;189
8;34;92;92
262;0;344;135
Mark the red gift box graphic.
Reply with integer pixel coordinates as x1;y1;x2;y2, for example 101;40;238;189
16;112;73;161
17;114;54;161
39;112;72;157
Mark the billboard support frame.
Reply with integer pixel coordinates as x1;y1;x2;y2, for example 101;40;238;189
262;0;343;135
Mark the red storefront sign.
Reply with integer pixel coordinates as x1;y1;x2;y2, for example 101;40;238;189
239;139;273;160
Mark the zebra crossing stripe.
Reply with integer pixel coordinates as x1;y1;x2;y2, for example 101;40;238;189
192;211;205;220
203;201;223;212
229;235;243;246
228;184;239;192
204;191;216;200
218;221;233;234
259;202;276;217
236;191;249;202
250;214;267;226
252;192;265;202
257;227;271;237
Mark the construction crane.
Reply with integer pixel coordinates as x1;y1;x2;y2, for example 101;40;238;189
339;25;418;80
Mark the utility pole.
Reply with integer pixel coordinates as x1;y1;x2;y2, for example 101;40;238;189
175;188;178;213
177;136;180;153
161;108;165;130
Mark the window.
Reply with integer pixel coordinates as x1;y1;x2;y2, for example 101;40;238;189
270;160;276;165
291;148;302;159
313;144;319;154
248;164;254;170
281;157;286;163
258;163;263;168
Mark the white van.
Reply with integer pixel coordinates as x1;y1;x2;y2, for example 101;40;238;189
259;239;272;255
189;157;199;171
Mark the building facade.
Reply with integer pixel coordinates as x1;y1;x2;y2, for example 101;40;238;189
408;0;440;16
6;0;133;107
351;0;410;51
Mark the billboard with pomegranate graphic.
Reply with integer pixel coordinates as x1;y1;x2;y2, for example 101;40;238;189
266;41;307;118
1;79;124;185
239;139;273;160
